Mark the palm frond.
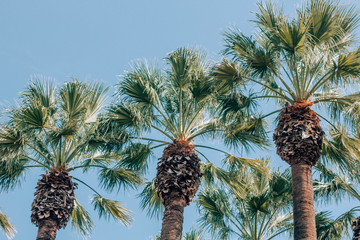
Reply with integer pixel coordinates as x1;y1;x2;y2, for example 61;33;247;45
183;229;205;240
91;195;133;226
137;181;163;219
314;162;360;202
83;82;108;123
321;126;360;175
0;158;28;192
223;155;269;176
60;80;87;123
99;166;143;192
316;207;360;240
0;209;16;239
22;77;57;109
222;115;268;151
277;18;308;54
71;197;94;237
211;59;245;94
223;29;278;78
120;61;162;107
0;125;26;158
330;48;360;85
201;163;246;198
166;48;206;90
116;143;152;172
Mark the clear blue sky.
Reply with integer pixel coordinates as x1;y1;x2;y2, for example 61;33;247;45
0;0;359;239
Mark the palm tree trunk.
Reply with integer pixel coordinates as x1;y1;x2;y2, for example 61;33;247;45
160;195;186;240
291;163;316;240
352;217;360;240
36;219;58;240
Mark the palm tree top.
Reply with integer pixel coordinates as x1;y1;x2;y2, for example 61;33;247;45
212;0;360;175
108;47;267;149
0;78;143;236
216;0;360;106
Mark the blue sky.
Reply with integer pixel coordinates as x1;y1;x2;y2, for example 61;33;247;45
0;0;359;239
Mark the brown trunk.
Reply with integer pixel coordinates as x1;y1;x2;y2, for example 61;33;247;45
160;194;186;240
353;217;360;240
291;163;316;240
155;140;201;240
36;218;58;240
274;102;324;240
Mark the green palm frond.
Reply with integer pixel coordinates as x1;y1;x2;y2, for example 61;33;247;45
331;48;360;85
99;166;143;192
316;207;360;240
211;59;245;94
305;0;359;48
0;125;26;158
314;162;360;202
201;163;246;198
83;82;108;123
23;77;57;109
321;126;360;174
220;0;360;106
19;103;49;128
253;1;284;33
108;103;152;131
91;195;133;226
60;80;87;122
0;209;16;239
138;181;164;219
166;48;206;90
277;18;308;54
116;143;152;172
71;198;94;237
0;158;28;192
222;115;268;151
198;169;294;240
120;62;162;107
223;155;269;176
223;30;278;78
182;229;205;240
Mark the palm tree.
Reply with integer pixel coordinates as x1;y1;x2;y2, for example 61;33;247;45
104;47;268;240
0;209;15;239
198;162;360;240
0;79;142;239
315;209;360;240
198;168;293;240
213;0;360;238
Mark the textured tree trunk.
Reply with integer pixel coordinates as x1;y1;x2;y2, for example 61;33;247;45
31;168;77;240
160;195;186;240
155;140;201;240
353;217;360;240
36;218;58;240
291;163;316;240
274;102;324;240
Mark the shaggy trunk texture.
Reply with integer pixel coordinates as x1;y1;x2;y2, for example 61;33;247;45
155;140;201;240
274;101;324;240
353;217;360;240
31;168;77;240
36;219;58;240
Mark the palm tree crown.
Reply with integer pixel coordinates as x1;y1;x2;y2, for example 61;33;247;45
0;78;142;238
104;47;269;239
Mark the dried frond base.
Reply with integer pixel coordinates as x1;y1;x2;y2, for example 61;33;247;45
31;168;77;230
353;217;360;240
274;101;324;166
155;140;201;206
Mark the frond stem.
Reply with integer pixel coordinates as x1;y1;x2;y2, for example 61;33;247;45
73;176;101;196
